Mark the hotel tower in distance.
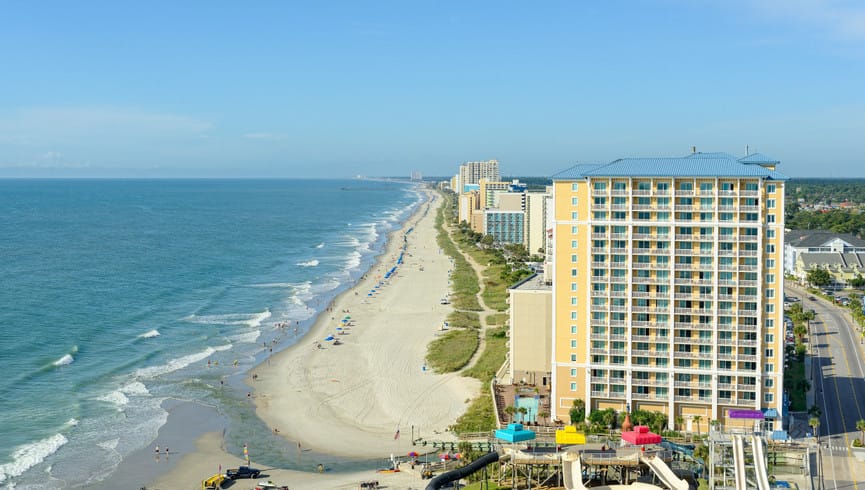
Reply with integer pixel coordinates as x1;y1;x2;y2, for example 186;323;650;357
550;151;787;431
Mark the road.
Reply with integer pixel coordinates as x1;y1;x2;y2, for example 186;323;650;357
788;282;865;490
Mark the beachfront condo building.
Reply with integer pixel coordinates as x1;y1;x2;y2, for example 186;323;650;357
526;190;551;256
549;152;787;431
485;209;525;244
459;160;500;188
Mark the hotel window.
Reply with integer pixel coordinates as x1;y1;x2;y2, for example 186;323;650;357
571;297;577;305
656;212;670;221
766;364;774;372
766;319;774;328
571;368;577;376
613;182;627;191
571;269;578;277
766;348;774;358
767;229;775;239
571;254;578;263
719;212;734;221
767;199;776;209
766;274;775;283
700;182;713;192
637;212;650;220
594;211;607;219
571;283;577;291
766;244;775;253
766;289;775;298
571;212;578;219
571;354;577;361
572;183;579;191
571;312;578;320
767;184;776;193
572;226;578;234
594;182;607;191
571;326;577;334
765;393;774;403
570;382;577;391
678;182;693;191
767;214;775;223
766;334;774;342
657;182;669;192
766;304;775;313
571;240;578;248
572;197;578;205
571;340;577;348
612;212;627;220
721;182;734;191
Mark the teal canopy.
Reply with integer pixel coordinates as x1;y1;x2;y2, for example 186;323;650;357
495;423;536;443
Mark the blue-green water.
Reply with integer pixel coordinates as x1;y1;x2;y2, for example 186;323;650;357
0;179;420;487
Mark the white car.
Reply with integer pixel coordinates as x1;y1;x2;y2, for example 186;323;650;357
440;298;450;305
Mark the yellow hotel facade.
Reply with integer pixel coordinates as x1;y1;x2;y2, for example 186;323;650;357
550;152;787;431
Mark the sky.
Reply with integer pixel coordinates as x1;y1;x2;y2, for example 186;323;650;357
1;0;864;178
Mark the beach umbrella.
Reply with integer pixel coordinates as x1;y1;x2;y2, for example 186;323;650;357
408;451;419;457
324;335;334;341
367;293;373;296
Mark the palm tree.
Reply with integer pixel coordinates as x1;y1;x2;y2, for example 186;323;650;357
504;405;517;423
675;416;685;433
856;419;865;446
538;410;550;426
809;417;821;442
518;407;528;423
693;415;703;438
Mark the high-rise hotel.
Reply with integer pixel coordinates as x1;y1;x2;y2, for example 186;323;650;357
550;152;786;430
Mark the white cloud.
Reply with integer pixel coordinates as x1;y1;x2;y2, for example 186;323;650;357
744;0;865;42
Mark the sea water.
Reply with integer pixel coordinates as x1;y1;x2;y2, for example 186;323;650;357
0;179;420;488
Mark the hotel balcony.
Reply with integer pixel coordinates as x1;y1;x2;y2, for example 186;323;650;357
739;205;760;212
717;338;735;345
740;190;759;197
695;234;714;241
674;351;699;358
591;376;608;384
674;205;695;212
591;289;607;297
591;232;608;239
592;189;608;197
717;382;735;390
738;264;758;272
676;190;695;197
738;354;757;361
737;384;757;391
608;391;627;399
738;234;758;242
633;189;651;196
611;189;628;196
738;340;758;347
591;390;608;397
739;250;759;257
718;264;737;272
610;290;628;298
590;333;607;341
718;249;737;257
737;310;758;317
591;247;609;254
694;248;715;256
611;204;629;211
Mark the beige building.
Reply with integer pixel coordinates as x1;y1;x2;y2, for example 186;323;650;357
479;179;511;209
459;160;500;187
509;274;553;387
497;192;526;212
458;190;481;224
526;190;550;255
550;152;787;431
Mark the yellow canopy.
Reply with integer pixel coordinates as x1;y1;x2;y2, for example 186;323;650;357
555;425;586;445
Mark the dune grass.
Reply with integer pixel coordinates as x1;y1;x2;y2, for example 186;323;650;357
486;313;509;326
426;328;479;373
447;311;481;329
435;198;482;311
450;391;496;435
463;327;508;383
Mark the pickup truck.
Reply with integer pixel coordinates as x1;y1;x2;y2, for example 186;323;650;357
226;466;261;480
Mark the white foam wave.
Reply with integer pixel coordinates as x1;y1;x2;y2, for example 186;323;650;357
97;390;129;408
138;329;160;339
315;242;325;249
121;381;150;396
297;259;319;267
134;345;231;379
345;250;362;271
98;438;119;451
182;310;271;328
53;354;74;366
63;418;79;428
0;434;68;484
229;330;261;344
249;282;296;288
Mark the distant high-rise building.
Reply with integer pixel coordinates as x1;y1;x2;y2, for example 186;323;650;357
411;170;423;181
549;152;786;431
459;160;500;188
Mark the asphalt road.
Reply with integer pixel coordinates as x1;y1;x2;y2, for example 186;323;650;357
788;283;865;490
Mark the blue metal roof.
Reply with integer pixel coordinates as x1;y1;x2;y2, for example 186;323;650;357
739;153;780;165
552;152;788;180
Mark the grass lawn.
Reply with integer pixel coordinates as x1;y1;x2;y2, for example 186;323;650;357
447;311;481;329
784;354;807;411
427;328;479;373
486;313;509;326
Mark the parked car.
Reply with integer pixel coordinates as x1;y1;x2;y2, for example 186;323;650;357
226;466;261;480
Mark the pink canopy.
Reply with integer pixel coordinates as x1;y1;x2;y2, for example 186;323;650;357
621;425;662;445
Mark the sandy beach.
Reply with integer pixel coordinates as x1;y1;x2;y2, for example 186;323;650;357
148;188;480;489
253;189;479;456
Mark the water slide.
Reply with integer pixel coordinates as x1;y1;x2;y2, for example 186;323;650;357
751;436;771;490
732;436;747;490
425;451;500;490
641;455;689;490
562;451;588;490
661;439;705;475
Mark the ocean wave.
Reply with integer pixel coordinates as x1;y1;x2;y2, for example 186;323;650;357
296;259;319;267
97;390;129;408
134;344;231;379
182;310;271;328
0;433;68;484
53;354;74;367
120;381;150;396
97;438;119;451
138;329;160;339
64;418;79;428
315;242;325;249
344;250;362;271
228;330;261;344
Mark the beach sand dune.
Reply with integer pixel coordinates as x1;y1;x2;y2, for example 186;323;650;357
254;189;479;457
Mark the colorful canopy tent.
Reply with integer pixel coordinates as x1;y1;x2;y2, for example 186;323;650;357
621;425;662;445
494;423;536;443
555;425;586;445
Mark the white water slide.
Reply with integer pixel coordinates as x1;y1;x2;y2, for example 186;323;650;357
562;452;587;490
733;436;748;490
751;436;771;490
641;455;689;490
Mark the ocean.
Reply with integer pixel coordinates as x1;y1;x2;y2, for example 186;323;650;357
0;179;421;488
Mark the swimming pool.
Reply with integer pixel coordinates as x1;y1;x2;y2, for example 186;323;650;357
513;395;539;424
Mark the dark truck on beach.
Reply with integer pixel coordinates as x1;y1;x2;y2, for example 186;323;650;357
226;465;261;479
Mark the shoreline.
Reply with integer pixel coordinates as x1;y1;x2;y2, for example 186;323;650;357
143;187;479;488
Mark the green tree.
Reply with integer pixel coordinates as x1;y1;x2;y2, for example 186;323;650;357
850;275;865;289
857;419;865;445
810;417;821;442
693;415;703;437
480;234;495;246
570;399;586;426
807;268;832;287
675;416;685;432
504;405;516;423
